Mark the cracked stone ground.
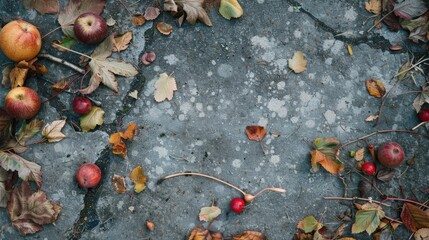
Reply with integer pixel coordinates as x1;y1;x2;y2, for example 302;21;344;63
1;0;429;239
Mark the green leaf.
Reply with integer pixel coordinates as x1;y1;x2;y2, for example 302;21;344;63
311;138;344;174
16;119;44;146
0;151;42;188
199;206;221;222
297;215;322;233
80;106;105;132
352;206;385;235
51;36;78;51
219;0;243;20
401;203;429;232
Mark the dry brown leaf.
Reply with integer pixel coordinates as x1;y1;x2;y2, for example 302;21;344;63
112;174;126;193
365;114;378;122
41;120;66;142
109;132;127;158
154;73;177;102
119;123;139;140
106;17;116;26
130;166;147;193
1;65;13;88
233;231;267;240
365;0;382;14
414;228;429;240
113;31;133;52
132;14;146;26
164;0;212;26
51;79;69;94
189;226;209;240
354;148;364;161
245;125;267;142
288;51;307;73
156;22;173;35
23;0;60;14
366;79;386;98
144;7;160;20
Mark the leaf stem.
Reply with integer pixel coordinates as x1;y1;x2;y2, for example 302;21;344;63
38;53;86;74
50;43;93;59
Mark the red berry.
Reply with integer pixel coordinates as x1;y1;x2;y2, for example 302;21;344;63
72;97;92;115
361;162;376;176
230;197;245;213
418;109;429;122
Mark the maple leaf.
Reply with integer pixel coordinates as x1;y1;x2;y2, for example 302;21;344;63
15;119;44;146
130;166;147;193
0;151;42;188
58;0;106;37
219;0;243;20
199;206;221;222
352;203;385;235
22;0;59;14
154;73;177;102
412;83;429;113
7;181;61;235
310;138;343;174
112;174;126;193
394;0;427;20
79;34;138;94
164;0;213;26
245;125;267;142
144;7;160;20
113;31;133;52
401;202;429;232
366;79;386;98
42;120;66;143
80;106;105;132
288;51;307;73
365;0;381;14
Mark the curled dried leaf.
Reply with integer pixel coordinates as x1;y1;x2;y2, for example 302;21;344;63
365;0;381;14
376;168;395;182
144;7;160;20
358;180;372;197
354;148;364;162
112;174;126;193
141;51;157;65
113;31;133;52
245;125;267;142
156;22;173;35
132;14;146;26
366;79;386;98
106;17;116;26
130;166;147;193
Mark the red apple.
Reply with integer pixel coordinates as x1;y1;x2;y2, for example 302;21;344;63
5;87;41;120
377;142;405;168
76;163;101;188
0;20;42;62
73;13;108;44
72;97;92;115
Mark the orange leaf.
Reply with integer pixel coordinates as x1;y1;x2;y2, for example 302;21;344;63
119;123;139;140
156;22;173;35
311;138;343;174
132;14;146;26
109;132;127;158
130;166;147;193
233;231;267;240
245;125;267;142
366;79;386;98
365;0;381;14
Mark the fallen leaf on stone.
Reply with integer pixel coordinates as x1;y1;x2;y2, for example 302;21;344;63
393;0;427;20
79;34;139;94
7;181;61;235
1;65;13;88
0;167;8;207
51;78;70;94
0;151;42;188
219;0;243;20
23;0;60;14
128;90;138;99
42;120;66;143
106;16;116;26
156;22;173;35
141;51;156;65
352;203;385;235
401;202;429;232
293;233;313;239
109;133;127;158
80;106;105;132
154;73;177;102
113;31;133;52
365;114;378;122
365;0;381;14
297;215;323;233
347;44;353;55
16;119;44;146
188;226;210;240
0;109;12;148
354;148;364;161
414;228;429;240
366;79;386;98
412;83;429;113
164;0;212;26
311;138;343;174
376;168;395;182
144;7;160;20
245;125;267;142
132;14;146;26
58;0;106;37
233;231;267;240
112;174;126;193
288;51;307;73
358;180;372;197
130;166;147;193
119;123;139;140
9;58;41;89
199;206;221;222
51;36;78;52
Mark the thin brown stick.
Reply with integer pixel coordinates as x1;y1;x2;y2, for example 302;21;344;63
323;196;391;207
38;54;86;74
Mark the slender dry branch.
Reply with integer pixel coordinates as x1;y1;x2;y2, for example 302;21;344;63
323;196;391;207
38;54;86;74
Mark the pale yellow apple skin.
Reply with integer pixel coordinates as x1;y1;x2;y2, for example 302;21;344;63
0;20;42;62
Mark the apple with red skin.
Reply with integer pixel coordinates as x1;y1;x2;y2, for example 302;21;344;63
5;87;41;120
76;163;101;188
377;142;405;168
418;109;429;122
73;13;108;44
72;97;92;115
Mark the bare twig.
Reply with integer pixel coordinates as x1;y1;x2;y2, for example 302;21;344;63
38;53;86;74
323;196;391;207
411;121;428;131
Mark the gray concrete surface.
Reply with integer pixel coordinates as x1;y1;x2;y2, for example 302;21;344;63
0;0;428;239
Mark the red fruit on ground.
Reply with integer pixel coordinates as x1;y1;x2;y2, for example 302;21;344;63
418;109;429;122
361;162;376;176
72;97;92;115
76;163;101;188
5;87;41;119
377;142;405;168
230;197;245;213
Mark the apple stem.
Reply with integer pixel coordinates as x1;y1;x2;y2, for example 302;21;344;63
51;43;93;60
158;172;246;195
38;54;86;74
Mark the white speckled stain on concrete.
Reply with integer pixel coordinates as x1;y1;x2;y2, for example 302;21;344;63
153;146;169;159
324;110;336;124
232;159;242;168
164;54;179;65
344;7;357;21
217;64;234;78
267;98;288;118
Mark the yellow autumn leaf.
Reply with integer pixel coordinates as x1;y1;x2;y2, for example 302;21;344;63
219;0;243;20
366;79;386;98
113;31;132;52
288;51;307;73
130;166;147;193
80;106;105;132
154;73;177;102
365;0;381;14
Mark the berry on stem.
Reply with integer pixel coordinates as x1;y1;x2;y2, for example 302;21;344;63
361;162;376;176
230;198;245;213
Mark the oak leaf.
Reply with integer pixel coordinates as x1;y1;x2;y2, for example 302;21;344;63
7;181;61;235
365;0;381;14
113;31;133;52
219;0;243;20
23;0;59;14
352;203;385;235
366;79;386;98
0;151;42;188
233;231;267;240
112;174;126;193
154;73;177;102
130;166;147;193
288;51;307;73
80;106;105;132
199;206;221;222
58;0;106;37
79;34;138;94
311;138;343;174
164;0;212;26
42;120;66;143
144;7;160;20
401;202;429;232
245;125;267;142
